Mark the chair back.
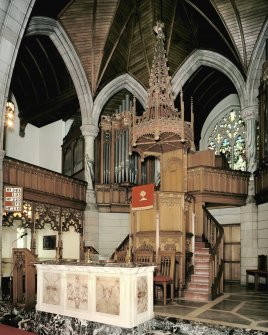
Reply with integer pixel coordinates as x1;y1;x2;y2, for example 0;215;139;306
115;250;127;262
134;250;154;263
157;250;175;279
258;255;267;271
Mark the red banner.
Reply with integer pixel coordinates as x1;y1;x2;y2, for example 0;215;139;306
132;184;154;210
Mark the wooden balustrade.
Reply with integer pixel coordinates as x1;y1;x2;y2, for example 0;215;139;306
254;164;268;204
188;167;250;205
95;167;250;211
202;205;224;300
3;157;87;209
95;183;132;212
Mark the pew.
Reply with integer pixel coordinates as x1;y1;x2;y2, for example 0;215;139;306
246;255;268;289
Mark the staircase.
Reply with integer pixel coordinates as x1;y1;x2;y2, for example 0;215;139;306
183;206;224;302
183;242;211;301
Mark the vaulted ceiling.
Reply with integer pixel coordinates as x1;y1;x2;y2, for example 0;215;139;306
10;0;268;147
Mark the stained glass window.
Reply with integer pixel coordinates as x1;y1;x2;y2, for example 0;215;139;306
208;110;246;171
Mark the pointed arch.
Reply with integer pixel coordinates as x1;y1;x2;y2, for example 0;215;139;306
26;16;93;125
172;50;246;108
200;94;241;150
92;74;147;125
0;0;34;147
246;20;268;106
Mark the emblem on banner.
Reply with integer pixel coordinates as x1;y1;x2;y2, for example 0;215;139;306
131;184;154;210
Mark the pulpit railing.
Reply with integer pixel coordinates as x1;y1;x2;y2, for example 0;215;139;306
188;166;250;198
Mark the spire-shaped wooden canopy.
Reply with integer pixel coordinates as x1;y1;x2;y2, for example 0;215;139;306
131;21;195;157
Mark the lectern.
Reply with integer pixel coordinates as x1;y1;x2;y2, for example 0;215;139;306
12;248;36;307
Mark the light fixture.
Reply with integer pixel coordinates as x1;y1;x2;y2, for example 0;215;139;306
5;101;15;128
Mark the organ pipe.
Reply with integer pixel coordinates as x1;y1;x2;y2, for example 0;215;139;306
100;94;156;187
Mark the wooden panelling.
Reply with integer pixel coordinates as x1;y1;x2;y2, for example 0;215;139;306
3;157;87;209
224;225;241;281
188;167;250;197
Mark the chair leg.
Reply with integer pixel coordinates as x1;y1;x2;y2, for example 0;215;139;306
163;284;167;305
170;283;174;302
255;273;259;289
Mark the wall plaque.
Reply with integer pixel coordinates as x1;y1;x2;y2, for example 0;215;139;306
4;186;23;212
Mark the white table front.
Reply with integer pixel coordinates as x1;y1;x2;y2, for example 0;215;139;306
35;262;155;328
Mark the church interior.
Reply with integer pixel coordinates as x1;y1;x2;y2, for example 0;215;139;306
0;0;268;334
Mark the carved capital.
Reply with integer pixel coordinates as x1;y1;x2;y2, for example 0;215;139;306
241;105;258;121
262;60;268;83
80;124;99;138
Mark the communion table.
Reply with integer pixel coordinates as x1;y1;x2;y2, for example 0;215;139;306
35;261;155;328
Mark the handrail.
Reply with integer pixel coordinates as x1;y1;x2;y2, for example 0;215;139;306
202;205;224;256
110;234;130;260
116;234;130;252
202;205;224;300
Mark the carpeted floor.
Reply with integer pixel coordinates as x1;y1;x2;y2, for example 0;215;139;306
0;324;37;334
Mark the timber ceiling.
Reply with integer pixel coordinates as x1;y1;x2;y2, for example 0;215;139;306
10;0;268;148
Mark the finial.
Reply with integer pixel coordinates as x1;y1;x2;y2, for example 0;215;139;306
153;21;165;38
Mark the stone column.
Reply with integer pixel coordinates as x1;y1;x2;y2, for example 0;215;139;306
80;124;100;254
0;149;5;299
80;124;99;204
240;203;258;284
240;106;259;284
241;105;258;203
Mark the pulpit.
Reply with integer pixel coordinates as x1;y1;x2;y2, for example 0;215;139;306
12;248;37;307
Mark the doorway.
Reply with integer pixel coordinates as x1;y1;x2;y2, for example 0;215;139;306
223;224;241;281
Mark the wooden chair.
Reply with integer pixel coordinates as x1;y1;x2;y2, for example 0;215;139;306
134;247;154;263
154;250;175;305
246;255;268;289
114;249;127;262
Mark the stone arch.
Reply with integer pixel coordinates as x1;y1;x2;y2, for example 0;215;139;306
199;94;241;150
92;74;147;125
246;20;268;107
0;0;34;147
26;16;93;125
172;49;246;109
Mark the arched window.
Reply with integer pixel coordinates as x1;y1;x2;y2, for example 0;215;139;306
207;109;246;171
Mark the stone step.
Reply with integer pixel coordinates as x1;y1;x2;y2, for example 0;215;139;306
195;248;210;255
188;281;210;290
183;289;210;301
184;242;212;302
191;274;209;282
193;268;209;277
195;242;207;249
195;261;210;268
195;255;210;262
